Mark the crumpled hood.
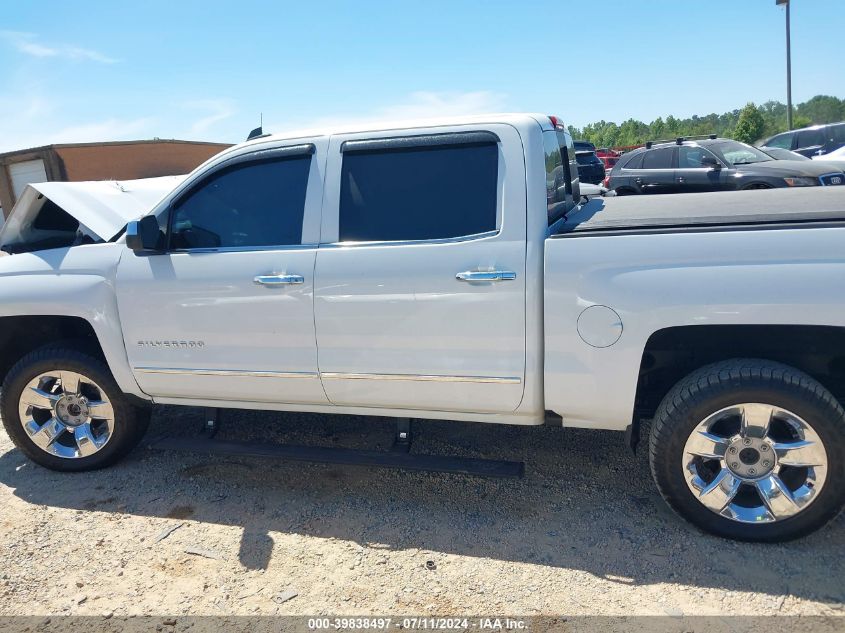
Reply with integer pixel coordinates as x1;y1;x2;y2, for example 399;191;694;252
0;175;185;249
737;160;845;178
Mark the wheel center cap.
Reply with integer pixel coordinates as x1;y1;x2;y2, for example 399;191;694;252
726;437;775;479
55;395;89;426
739;447;760;465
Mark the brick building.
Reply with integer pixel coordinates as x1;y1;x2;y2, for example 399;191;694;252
0;139;231;218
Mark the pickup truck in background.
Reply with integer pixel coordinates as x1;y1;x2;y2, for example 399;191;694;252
0;113;844;542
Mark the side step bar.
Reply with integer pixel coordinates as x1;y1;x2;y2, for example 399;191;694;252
147;412;524;479
148;435;524;478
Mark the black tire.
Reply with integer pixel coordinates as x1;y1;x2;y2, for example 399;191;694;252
649;359;845;542
1;344;149;472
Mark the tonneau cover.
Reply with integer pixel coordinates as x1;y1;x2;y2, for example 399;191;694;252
556;187;845;235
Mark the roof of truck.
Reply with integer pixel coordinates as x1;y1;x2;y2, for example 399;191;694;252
554;187;845;236
243;113;553;147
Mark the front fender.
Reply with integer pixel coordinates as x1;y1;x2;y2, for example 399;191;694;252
0;245;147;399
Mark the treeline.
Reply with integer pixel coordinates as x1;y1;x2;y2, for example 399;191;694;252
568;95;845;149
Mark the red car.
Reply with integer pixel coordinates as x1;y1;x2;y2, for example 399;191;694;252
595;147;621;169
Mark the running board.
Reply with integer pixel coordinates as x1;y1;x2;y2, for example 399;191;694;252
148;435;525;479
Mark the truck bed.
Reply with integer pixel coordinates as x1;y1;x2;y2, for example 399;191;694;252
554;187;845;236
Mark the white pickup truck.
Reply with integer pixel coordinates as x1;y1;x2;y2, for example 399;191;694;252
1;113;844;542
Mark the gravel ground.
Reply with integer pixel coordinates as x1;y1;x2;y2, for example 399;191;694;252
0;405;843;618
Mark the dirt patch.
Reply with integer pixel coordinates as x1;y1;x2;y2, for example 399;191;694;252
0;405;843;617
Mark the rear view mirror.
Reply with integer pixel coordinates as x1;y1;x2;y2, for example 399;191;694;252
126;215;162;252
701;155;721;170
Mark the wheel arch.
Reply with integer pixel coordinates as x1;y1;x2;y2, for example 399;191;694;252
0;315;105;385
629;324;845;450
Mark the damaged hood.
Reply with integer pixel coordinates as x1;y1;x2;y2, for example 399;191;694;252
0;175;185;248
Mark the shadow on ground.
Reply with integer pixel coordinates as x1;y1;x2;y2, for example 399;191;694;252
1;406;843;604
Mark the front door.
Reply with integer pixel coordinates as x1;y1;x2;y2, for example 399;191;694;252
675;146;733;193
116;141;329;405
313;126;527;413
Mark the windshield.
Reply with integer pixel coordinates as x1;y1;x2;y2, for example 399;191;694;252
709;141;773;166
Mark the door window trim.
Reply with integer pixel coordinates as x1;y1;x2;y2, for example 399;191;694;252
164;144;316;253
340;131;500;153
320;228;500;248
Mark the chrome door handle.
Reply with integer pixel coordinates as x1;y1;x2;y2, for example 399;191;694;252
254;274;304;286
456;270;516;282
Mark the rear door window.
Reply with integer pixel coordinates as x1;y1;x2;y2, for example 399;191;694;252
642;147;675;169
830;124;845;144
796;128;825;149
623;153;644;170
339;142;498;242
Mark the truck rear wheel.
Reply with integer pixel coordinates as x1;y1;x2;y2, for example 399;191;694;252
649;359;845;541
0;344;149;472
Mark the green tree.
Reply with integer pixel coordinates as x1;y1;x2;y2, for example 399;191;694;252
569;95;842;150
796;95;845;124
733;102;766;144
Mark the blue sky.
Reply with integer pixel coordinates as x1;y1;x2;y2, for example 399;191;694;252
1;0;843;152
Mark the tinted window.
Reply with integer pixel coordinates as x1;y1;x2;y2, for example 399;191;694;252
544;131;572;225
623;152;644;170
830;124;845;144
169;157;310;250
575;152;600;166
339;143;497;242
796;128;824;148
642;147;674;169
766;133;793;149
678;146;715;168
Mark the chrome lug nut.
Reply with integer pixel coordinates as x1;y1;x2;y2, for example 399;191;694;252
748;467;757;475
743;438;752;446
731;462;740;469
762;460;771;468
729;447;738;454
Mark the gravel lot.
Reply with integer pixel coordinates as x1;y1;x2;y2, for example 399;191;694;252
0;405;843;618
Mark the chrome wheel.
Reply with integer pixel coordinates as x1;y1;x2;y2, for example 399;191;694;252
682;403;828;524
18;370;115;459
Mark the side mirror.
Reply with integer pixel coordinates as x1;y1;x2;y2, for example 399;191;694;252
126;215;162;253
700;155;721;170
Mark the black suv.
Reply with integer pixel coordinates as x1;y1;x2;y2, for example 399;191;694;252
762;122;845;158
573;140;606;185
608;137;845;195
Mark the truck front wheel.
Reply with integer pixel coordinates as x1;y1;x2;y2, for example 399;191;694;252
0;344;150;472
649;359;845;541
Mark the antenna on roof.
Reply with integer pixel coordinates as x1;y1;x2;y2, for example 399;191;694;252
246;113;266;141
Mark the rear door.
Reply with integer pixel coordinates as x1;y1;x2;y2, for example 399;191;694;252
794;128;826;157
635;147;678;194
313;125;526;413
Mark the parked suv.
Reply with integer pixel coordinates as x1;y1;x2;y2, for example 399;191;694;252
573;140;605;184
608;137;845;195
762;122;845;158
